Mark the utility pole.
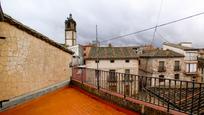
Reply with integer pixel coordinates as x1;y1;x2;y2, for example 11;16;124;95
96;25;99;70
96;25;100;90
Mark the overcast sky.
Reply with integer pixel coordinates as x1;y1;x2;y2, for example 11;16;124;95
2;0;204;47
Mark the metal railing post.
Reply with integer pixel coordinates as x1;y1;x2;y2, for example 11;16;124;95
96;69;100;90
81;68;84;84
197;83;202;115
191;80;195;114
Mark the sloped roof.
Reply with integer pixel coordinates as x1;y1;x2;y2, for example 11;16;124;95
163;42;198;51
86;47;139;60
2;14;73;54
0;2;4;21
140;49;184;58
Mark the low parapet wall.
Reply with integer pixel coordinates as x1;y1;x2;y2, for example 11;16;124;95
0;80;70;111
71;80;186;115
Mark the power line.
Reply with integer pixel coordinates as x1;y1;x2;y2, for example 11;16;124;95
100;11;204;43
150;0;164;45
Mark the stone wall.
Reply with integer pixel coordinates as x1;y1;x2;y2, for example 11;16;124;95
139;57;191;81
0;22;72;101
86;59;138;75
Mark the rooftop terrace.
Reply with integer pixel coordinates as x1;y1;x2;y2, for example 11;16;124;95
0;87;137;115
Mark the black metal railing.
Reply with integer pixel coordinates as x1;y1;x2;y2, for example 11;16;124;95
72;67;204;114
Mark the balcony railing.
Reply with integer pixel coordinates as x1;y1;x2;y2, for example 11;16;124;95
158;67;166;72
174;66;181;71
185;56;197;61
72;67;204;115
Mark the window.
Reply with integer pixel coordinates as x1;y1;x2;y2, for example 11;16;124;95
158;61;165;72
108;70;117;82
125;60;130;63
186;63;197;73
139;60;141;65
159;75;164;82
83;53;86;56
95;60;99;63
174;61;180;71
175;74;180;80
110;60;115;63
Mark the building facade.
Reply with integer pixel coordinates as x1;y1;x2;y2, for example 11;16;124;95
84;47;139;96
163;42;199;81
68;44;84;66
139;49;187;82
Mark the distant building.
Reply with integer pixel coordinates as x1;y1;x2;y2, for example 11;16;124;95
198;57;204;82
197;49;204;82
163;42;199;81
85;47;139;74
84;46;139;95
139;49;187;81
68;44;84;66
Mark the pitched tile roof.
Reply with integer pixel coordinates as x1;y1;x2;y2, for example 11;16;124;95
140;49;184;58
86;47;139;60
2;14;74;54
163;42;198;51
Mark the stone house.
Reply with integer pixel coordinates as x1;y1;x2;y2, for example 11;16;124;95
198;57;204;82
139;49;187;82
163;42;199;81
84;46;139;96
0;7;73;109
197;49;204;82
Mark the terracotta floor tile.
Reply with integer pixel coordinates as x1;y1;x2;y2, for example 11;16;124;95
0;87;139;115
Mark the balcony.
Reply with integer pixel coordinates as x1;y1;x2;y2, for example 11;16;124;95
158;67;166;72
184;71;197;75
174;66;181;71
185;56;197;61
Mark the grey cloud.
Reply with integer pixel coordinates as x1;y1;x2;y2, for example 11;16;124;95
2;0;204;47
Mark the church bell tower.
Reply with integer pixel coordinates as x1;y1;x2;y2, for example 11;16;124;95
65;14;76;46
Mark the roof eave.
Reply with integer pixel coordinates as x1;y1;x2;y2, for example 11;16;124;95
139;56;184;58
3;14;74;55
85;57;139;60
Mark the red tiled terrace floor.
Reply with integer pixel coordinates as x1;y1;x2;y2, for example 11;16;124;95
0;87;138;115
